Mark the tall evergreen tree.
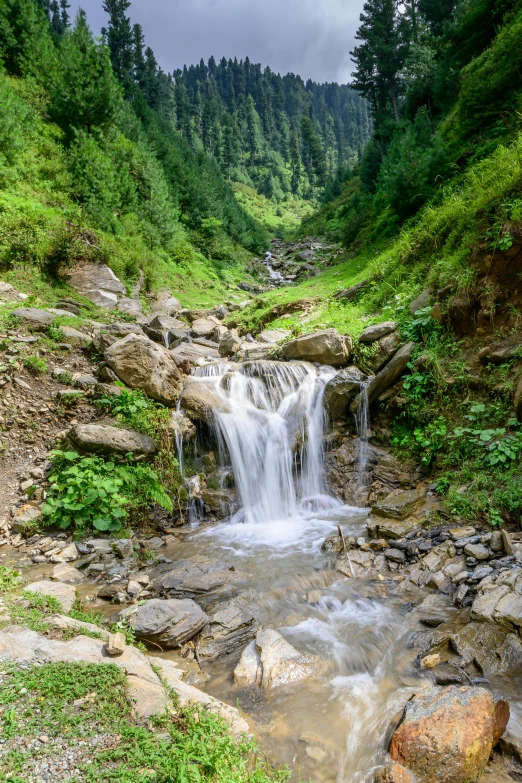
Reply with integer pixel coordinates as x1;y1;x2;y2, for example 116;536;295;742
101;0;134;97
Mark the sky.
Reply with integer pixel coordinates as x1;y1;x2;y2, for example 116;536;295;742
67;0;365;85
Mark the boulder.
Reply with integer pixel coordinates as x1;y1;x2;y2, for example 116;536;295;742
410;289;432;315
359;321;397;344
197;594;259;661
105;334;182;405
11;503;42;534
65;264;126;311
281;329;352;367
352;342;415;410
151;292;182;315
180;380;230;422
128;598;208;648
372;488;426;520
366;517;419;540
257;329;291;344
171;342;219;366
25;580;76;613
12;308;55;330
323;367;366;419
51;564;83;584
219;329;242;357
191;318;218;339
450;622;522;676
368;332;402;373
58;326;92;343
117;297;142;317
153;557;246;604
169;410;197;442
389;686;509;783
234;628;314;690
201;488;237;518
69;423;157;458
143;314;189;346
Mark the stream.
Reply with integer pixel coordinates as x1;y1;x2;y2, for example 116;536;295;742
169;360;432;782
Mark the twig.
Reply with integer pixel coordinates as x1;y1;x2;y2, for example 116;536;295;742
338;525;355;578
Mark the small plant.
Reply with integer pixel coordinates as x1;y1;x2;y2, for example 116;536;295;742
23;354;48;375
42;450;172;534
402;305;440;341
0;566;23;592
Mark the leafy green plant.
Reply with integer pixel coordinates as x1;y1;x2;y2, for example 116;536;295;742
42;450;172;534
23;354;48;374
402;305;440;341
0;566;22;592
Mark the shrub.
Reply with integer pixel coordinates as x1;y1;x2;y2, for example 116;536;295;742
23;354;48;374
42;449;172;535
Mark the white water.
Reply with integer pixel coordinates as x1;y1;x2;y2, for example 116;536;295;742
355;381;371;492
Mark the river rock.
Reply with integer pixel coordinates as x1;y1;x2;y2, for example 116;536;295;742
169;410;197;442
12;307;55;330
69;423;157;458
171;342;220;365
323;367;366;419
450;622;522;675
352;342;415;410
372;488;426;520
11;503;42;533
219;329;242;357
153;557;247;605
25;580;76;613
198;593;259;661
201;488;237;518
234;628;314;690
143;314;189;345
281;329;352;367
389;686;509;783
180;380;231;421
471;572;522;630
127;598;208;648
191;318;219;339
105;334;182;404
51;563;83;584
359;321;397;344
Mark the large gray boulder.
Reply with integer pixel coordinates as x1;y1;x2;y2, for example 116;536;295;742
105;334;182;405
351;341;414;410
191;318;219;339
372;488;426;520
69;423;157;458
180;380;231;421
12;308;55;330
257;328;291;344
171;342;219;366
151;291;182;315
323;366;366;419
282;329;352;367
219;329;242;357
450;622;522;676
65;264;126;311
359;321;397;344
143;314;189;346
25;580;76;613
128;598;208;648
153;557;247;606
198;594;259;661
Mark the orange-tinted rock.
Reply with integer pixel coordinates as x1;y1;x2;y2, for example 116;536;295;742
375;762;414;782
389;686;509;783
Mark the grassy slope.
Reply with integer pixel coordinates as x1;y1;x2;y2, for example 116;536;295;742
232;182;315;238
233;132;522;339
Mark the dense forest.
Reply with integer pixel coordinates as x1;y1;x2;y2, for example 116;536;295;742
309;0;522;241
174;59;371;201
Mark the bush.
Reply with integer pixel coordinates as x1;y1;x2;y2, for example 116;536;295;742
23;354;48;374
42;449;172;535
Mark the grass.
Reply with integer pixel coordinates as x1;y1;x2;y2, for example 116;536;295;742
232;182;315;237
0;660;290;783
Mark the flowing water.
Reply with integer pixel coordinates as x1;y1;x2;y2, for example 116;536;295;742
169;361;431;781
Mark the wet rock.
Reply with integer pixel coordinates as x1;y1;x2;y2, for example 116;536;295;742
234;628;314;690
12;307;55;330
180;380;231;421
51;564;83;584
198;593;259;661
105;334;182;405
25;580;76;613
431;663;467;686
352;342;415;410
385;548;406;564
169;410;197;442
423;542;456;572
69;424;157;458
323;367;366;419
112;539;134;559
389;686;509;783
128;598;208;648
201;488;237;519
372;488;426;520
281;329;352;367
359;321;397;344
153;558;247;604
375;763;414;783
219;329;242;357
367;516;419;540
450;622;522;676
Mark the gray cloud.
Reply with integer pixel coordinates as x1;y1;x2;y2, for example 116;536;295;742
67;0;364;84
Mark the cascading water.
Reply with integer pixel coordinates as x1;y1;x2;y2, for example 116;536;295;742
355;381;371;493
193;360;339;527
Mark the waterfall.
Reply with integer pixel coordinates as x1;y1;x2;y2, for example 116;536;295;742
355;381;370;491
192;360;338;526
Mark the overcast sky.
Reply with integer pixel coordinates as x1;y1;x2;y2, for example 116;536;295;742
67;0;364;84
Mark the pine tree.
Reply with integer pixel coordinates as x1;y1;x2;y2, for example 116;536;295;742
290;126;301;194
101;0;134;98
